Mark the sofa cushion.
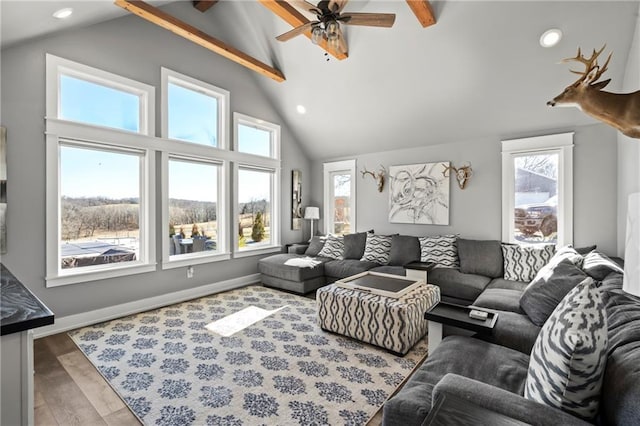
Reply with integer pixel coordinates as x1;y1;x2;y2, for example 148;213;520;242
258;254;328;282
485;278;528;291
389;235;421;266
473;288;523;313
428;268;491;302
343;231;369;260
324;259;379;279
519;260;589;326
304;236;326;257
317;234;344;260
502;244;555;282
582;250;624;281
476;311;541;355
418;235;459;268
525;277;608;421
457;239;503;278
383;335;529;425
361;234;393;264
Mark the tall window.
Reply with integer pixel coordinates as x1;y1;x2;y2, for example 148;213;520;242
502;133;573;246
233;114;280;255
162;68;229;148
168;158;222;260
323;160;357;235
46;54;156;286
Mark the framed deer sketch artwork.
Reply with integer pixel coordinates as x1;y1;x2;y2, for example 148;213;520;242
388;162;450;225
0;127;6;254
292;170;302;230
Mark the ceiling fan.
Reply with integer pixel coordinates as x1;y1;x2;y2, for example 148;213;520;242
276;0;396;54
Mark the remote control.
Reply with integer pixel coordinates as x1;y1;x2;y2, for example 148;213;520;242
469;309;488;320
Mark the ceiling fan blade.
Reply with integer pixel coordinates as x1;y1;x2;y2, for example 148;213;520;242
276;22;315;42
288;0;321;15
341;13;396;28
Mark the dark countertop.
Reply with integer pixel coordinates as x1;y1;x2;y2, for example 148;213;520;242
1;264;54;336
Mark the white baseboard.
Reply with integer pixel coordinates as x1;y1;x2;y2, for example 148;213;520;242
33;273;262;339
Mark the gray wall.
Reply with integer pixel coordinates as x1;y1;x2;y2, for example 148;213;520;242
0;14;310;317
314;123;619;254
617;6;640;256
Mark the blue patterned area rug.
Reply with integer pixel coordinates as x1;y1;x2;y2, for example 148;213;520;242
68;285;428;426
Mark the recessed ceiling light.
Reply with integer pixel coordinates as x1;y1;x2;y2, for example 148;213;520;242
296;105;306;114
540;28;562;48
53;8;73;19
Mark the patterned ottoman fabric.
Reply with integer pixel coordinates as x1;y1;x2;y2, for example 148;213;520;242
317;284;440;355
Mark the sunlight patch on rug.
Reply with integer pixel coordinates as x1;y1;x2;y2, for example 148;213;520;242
205;305;288;337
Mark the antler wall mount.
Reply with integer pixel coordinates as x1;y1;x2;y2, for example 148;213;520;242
361;165;386;192
442;162;473;190
547;45;640;139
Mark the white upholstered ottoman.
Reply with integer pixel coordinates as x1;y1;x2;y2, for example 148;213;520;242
316;283;440;355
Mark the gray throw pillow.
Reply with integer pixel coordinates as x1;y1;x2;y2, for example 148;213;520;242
304;236;325;257
520;259;589;326
502;244;555;282
388;235;420;266
343;231;369;259
525;277;608;420
583;250;624;281
360;234;393;264
418;235;459;268
317;235;344;260
457;239;503;278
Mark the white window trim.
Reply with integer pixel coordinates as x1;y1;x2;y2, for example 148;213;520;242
161;153;231;269
46;54;155;135
161;67;230;150
501;132;574;246
323;159;357;235
45;135;157;287
233;164;281;256
233;112;281;160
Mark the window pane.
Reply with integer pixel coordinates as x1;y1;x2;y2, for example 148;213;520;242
332;173;351;235
60;75;140;132
168;82;218;147
169;159;219;256
238;169;271;249
60;145;140;269
238;124;270;157
513;153;558;244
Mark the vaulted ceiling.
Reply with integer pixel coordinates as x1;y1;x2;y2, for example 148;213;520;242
2;1;638;160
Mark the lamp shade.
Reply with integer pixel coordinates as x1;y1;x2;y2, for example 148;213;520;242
304;206;320;220
623;192;640;297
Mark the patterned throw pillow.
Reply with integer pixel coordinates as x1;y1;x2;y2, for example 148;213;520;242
525;277;608;420
501;244;555;281
418;235;459;268
317;235;344;260
360;234;393;264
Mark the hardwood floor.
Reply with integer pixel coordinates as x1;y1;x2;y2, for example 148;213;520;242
34;333;140;426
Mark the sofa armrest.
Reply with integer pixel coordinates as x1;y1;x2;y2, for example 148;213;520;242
433;374;591;426
287;244;309;254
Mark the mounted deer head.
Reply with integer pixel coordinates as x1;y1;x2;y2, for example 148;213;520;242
442;162;473;190
547;45;640;139
361;165;386;192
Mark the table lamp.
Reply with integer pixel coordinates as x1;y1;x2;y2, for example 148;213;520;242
623;192;640;297
304;207;320;242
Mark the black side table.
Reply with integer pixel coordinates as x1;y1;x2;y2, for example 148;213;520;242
424;302;497;353
423;393;531;425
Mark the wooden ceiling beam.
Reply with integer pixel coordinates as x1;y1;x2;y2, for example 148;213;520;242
406;0;436;28
193;1;218;13
258;0;348;60
114;0;285;82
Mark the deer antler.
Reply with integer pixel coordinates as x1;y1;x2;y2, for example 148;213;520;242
563;45;612;85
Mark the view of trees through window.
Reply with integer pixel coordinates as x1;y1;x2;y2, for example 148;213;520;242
513;153;559;244
60;145;141;269
238;169;271;249
332;173;351;235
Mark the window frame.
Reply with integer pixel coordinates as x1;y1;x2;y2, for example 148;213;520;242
233;112;281;159
501;132;574;246
161;153;230;269
46;54;155;135
161;67;229;150
323;159;357;235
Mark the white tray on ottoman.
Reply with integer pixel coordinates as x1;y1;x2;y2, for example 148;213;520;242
317;275;440;355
